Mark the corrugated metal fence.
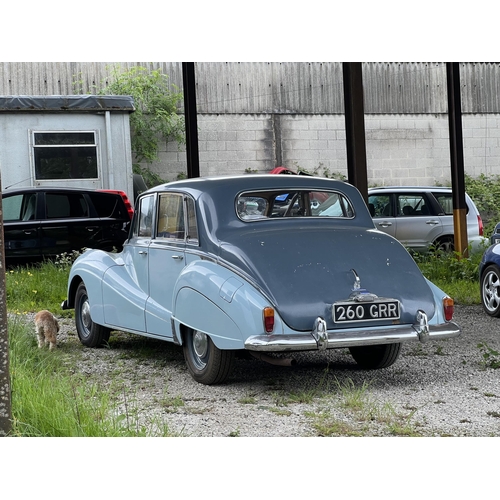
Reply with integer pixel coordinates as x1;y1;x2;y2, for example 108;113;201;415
1;62;500;114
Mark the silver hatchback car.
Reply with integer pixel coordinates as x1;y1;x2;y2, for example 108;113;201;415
367;186;486;253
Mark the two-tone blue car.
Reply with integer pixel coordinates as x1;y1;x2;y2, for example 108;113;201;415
62;175;461;384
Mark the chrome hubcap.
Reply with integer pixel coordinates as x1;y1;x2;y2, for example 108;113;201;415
193;330;208;359
484;271;500;312
81;299;91;332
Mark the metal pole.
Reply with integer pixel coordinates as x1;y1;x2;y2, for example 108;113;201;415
446;62;468;258
182;62;200;179
343;62;369;203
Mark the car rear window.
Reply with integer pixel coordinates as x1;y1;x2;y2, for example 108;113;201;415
236;190;354;220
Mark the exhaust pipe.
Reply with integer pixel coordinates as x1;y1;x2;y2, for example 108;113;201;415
250;352;297;366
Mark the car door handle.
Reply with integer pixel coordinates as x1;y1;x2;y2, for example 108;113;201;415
425;220;440;226
377;221;393;228
172;255;184;261
138;250;147;255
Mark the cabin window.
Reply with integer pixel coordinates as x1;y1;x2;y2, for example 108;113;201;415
33;131;98;180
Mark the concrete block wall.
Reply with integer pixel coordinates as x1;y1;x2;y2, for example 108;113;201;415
142;113;500;186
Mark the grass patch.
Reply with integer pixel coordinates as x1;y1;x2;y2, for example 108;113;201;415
305;378;422;437
411;247;483;305
8;318;171;436
6;260;72;316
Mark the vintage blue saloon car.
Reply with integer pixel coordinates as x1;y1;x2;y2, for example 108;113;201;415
62;175;461;384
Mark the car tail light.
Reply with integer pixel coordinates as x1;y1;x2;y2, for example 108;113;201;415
98;189;134;220
263;307;275;333
443;297;454;321
477;215;484;237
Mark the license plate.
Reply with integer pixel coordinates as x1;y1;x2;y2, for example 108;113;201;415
333;300;400;323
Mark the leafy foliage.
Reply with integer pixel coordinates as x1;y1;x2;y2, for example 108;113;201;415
99;65;185;163
465;173;500;235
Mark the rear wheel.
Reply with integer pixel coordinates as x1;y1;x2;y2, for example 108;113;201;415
434;235;454;253
183;328;235;384
74;282;111;347
481;264;500;317
349;343;402;369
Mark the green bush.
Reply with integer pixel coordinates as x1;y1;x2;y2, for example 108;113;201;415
411;248;482;304
465;173;500;236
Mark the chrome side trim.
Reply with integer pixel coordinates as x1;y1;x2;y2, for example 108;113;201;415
244;321;461;352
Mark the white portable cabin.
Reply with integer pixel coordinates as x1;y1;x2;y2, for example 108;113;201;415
0;95;135;201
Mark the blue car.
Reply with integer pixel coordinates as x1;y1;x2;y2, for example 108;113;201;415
61;175;461;384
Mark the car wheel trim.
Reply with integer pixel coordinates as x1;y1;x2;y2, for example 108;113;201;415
81;299;92;334
193;330;208;359
483;270;500;312
189;330;209;370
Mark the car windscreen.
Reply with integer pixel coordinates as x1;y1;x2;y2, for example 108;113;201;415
236;190;354;221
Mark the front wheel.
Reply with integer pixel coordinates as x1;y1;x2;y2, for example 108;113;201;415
183;328;235;385
74;282;111;347
481;264;500;317
349;343;402;369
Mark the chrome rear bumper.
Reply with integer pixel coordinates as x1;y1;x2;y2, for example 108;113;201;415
244;316;461;352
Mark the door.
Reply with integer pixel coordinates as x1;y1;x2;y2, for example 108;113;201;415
40;191;97;256
102;194;155;332
2;192;41;259
392;193;443;250
146;193;187;337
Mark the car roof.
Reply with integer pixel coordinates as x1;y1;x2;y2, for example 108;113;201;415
1;186;120;196
144;174;354;198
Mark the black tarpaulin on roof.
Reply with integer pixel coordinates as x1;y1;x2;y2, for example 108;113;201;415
0;95;135;112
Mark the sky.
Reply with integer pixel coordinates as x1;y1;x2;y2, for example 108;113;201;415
2;2;495;62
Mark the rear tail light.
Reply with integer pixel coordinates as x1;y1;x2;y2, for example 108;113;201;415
443;297;454;321
477;215;484;237
98;189;134;220
263;307;275;333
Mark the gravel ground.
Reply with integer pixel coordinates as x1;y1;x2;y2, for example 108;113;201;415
34;304;500;437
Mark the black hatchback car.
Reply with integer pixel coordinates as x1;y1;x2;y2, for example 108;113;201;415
1;187;133;263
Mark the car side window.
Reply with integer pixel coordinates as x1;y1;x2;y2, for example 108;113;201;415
2;194;30;221
433;193;453;215
186;196;199;243
396;194;427;217
368;194;392;217
136;195;154;237
88;192;121;218
157;193;185;240
45;193;88;219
